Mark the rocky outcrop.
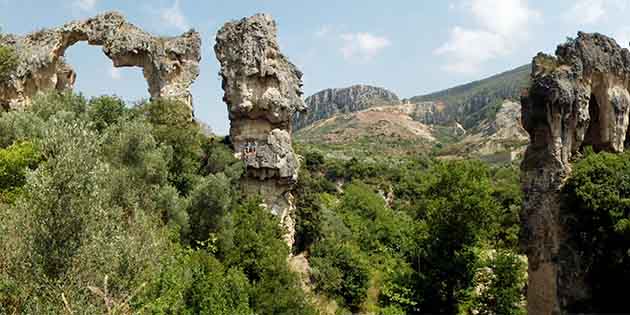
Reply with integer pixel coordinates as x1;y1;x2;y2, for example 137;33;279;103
215;13;305;247
0;11;201;113
521;32;630;314
293;85;399;130
406;64;530;129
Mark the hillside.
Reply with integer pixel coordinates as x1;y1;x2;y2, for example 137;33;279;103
295;65;531;161
406;64;530;129
292;85;400;130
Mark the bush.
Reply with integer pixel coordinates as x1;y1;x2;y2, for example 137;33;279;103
0;44;17;81
0;118;173;313
88;95;127;132
310;238;370;309
0;141;39;202
0;111;46;148
136;246;252;315
563;151;630;312
459;248;526;315
219;199;316;315
186;173;234;244
134;98;204;195
29;91;88;120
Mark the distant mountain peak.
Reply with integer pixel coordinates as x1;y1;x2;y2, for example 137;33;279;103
292;85;400;130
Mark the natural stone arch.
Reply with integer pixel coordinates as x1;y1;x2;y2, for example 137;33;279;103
521;32;630;315
0;11;200;114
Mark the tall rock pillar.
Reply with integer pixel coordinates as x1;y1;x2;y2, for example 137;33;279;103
214;14;306;248
521;32;630;314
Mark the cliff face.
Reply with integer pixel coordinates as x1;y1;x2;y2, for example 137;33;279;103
295;67;531;161
408;65;530;129
215;13;305;247
0;12;201;113
292;85;399;130
521;32;630;315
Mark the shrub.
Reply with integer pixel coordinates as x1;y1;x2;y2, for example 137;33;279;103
0;44;17;81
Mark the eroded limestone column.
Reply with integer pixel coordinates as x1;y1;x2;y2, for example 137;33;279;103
521;32;630;314
214;13;306;248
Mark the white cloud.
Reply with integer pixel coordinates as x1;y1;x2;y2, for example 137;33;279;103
315;25;332;38
564;0;605;24
160;0;189;31
435;0;540;74
110;67;122;80
339;32;391;61
614;27;630;48
73;0;97;11
435;27;509;73
469;0;540;35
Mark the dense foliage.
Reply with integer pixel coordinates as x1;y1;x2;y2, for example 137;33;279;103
0;92;314;315
0;41;17;82
0;88;528;314
563;150;630;313
294;148;526;314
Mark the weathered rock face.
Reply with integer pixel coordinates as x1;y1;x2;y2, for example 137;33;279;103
407;64;531;129
0;11;201;113
521;32;630;315
215;13;305;247
293;85;400;130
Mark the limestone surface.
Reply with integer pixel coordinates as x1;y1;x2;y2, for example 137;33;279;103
521;32;630;315
215;13;305;247
0;11;201;113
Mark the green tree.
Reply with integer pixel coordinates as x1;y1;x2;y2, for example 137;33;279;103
136;246;252;315
0;117;173;313
310;238;370;310
412;160;501;314
0;141;39;202
134;98;203;195
563;150;630;312
459;249;526;315
219;199;317;315
0;35;17;81
88;95;127;132
29;91;88;121
0;111;46;148
186;173;234;244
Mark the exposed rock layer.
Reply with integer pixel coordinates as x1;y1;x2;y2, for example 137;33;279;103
407;64;530;129
215;13;305;247
0;11;201;113
293;85;400;130
521;32;630;314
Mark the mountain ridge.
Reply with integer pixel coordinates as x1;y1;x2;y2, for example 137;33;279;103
294;64;531;161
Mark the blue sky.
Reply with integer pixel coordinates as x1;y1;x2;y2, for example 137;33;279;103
1;0;629;134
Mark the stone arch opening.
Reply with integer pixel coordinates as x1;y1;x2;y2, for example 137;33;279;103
0;11;200;114
63;41;150;103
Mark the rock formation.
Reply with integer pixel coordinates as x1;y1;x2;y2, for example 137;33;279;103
406;64;530;128
521;32;630;314
0;11;201;113
293;85;400;130
215;13;305;247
